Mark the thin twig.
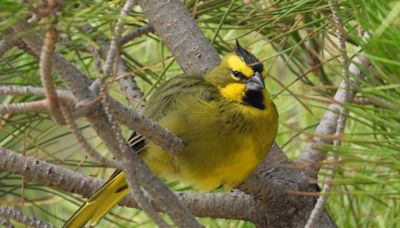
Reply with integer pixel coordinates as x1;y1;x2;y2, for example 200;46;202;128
354;96;400;109
329;0;350;84
0;85;73;100
39;23;64;123
0;100;48;115
59;101;120;168
86;45;103;74
0;206;54;228
99;0;137;156
102;0;136;78
81;23;145;109
115;54;145;110
120;24;154;45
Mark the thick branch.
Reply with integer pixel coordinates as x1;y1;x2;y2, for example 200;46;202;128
138;0;220;75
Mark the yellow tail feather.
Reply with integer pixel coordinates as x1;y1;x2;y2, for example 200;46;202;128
63;171;129;227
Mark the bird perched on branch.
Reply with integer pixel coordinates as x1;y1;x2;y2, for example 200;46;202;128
64;41;278;227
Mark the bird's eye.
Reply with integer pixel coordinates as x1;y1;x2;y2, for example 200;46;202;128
232;71;243;79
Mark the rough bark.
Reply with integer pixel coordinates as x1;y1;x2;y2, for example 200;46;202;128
138;0;220;75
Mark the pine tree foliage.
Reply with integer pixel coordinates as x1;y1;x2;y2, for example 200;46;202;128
0;0;399;227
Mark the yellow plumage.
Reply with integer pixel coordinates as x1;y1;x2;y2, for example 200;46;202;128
63;42;278;227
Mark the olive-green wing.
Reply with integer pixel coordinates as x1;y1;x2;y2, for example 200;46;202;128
143;75;219;121
128;75;218;153
129;75;218;152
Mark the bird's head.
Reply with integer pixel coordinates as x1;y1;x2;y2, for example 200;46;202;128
205;41;268;110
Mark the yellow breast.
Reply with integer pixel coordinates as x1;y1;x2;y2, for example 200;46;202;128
141;97;278;191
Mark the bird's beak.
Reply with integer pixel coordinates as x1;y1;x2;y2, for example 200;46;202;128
246;71;265;91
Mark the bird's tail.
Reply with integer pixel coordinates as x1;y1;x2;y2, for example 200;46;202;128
63;170;129;227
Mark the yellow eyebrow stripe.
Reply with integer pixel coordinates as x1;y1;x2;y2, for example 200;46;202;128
225;54;254;78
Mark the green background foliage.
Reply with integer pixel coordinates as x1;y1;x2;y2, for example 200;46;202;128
0;0;399;227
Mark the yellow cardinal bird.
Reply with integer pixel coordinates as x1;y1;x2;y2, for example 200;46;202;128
64;41;278;227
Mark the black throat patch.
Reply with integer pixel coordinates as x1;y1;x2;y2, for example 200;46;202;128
243;90;265;110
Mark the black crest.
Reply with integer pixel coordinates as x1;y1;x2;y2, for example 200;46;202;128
235;40;263;73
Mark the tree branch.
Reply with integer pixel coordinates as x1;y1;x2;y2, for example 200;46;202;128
59;101;119;168
305;1;351;226
0;206;54;228
80;24;145;110
102;0;136;79
0;85;73;100
0;37;19;57
298;47;370;178
115;56;145;110
11;20;183;155
138;0;220;75
97;7;166;224
0;100;48;115
0;84;180;155
120;24;154;45
58;3;198;223
1;145;337;227
39;23;64;124
0;216;13;228
0;147;255;222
